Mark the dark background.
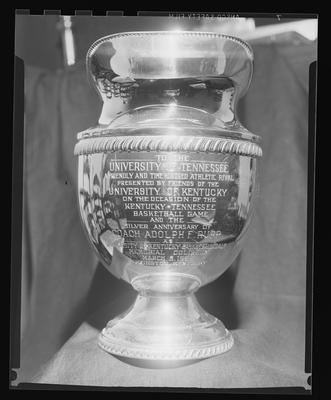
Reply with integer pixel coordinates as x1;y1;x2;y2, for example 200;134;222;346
15;15;305;71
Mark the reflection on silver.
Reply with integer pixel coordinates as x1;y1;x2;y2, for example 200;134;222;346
75;31;262;362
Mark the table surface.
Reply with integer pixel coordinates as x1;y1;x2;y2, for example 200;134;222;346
31;293;310;390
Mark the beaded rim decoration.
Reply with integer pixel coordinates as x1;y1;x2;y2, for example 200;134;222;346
74;135;262;158
98;328;234;360
87;30;254;63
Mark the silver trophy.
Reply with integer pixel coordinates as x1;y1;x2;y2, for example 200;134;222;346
74;31;262;361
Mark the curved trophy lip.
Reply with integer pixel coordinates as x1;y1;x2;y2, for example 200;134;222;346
87;30;254;60
86;30;254;98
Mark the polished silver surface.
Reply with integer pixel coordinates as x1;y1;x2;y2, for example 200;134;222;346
75;31;261;362
87;31;254;126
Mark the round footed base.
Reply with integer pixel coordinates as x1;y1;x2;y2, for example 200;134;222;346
99;328;233;361
98;293;234;361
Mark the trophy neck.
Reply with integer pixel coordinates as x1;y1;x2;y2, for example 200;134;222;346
131;272;201;296
97;77;243;127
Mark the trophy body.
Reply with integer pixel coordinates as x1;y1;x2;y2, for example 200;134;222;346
75;32;262;361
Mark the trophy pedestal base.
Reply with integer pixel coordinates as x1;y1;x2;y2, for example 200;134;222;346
98;292;234;361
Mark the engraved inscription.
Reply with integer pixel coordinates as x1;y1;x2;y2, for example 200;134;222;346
78;151;255;267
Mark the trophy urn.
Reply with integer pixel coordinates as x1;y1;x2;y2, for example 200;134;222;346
74;31;262;361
